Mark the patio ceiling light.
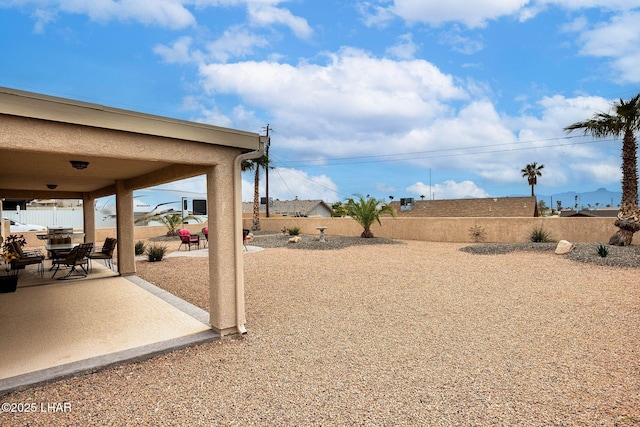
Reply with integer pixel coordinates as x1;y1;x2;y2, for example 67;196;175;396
70;160;89;170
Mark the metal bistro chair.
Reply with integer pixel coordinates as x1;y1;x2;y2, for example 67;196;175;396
89;237;117;271
52;242;94;279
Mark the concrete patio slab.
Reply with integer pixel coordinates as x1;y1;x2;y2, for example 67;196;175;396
0;264;218;395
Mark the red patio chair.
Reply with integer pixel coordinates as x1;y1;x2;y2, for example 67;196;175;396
178;229;200;251
202;227;208;248
242;229;254;251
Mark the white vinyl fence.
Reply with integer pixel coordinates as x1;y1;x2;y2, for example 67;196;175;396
3;209;85;229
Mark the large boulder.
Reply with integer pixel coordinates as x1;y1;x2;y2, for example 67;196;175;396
555;240;574;254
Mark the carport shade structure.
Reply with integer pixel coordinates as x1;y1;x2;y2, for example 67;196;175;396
0;86;264;336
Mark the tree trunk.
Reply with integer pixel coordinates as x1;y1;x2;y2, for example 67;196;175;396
609;217;640;246
252;166;261;231
361;227;374;238
610;130;640;245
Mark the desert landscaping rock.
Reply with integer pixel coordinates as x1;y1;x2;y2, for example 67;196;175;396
3;238;639;425
460;240;640;269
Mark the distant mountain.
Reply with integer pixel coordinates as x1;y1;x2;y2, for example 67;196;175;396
536;188;622;210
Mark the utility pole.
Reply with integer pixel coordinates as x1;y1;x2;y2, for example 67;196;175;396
264;124;271;218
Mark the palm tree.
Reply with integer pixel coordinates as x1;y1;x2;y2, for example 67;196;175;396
565;93;640;246
135;212;202;236
521;162;544;197
241;154;271;231
345;195;396;238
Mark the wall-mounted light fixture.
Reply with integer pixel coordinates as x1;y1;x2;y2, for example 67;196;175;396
70;160;89;170
47;184;58;189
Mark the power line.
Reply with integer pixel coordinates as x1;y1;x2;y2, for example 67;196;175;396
273;136;618;168
266;135;622;200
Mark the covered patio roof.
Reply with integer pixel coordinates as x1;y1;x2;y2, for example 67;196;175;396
0;86;259;200
1;86;263;345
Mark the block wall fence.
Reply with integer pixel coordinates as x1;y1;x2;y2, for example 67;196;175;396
243;216;620;244
12;217;623;248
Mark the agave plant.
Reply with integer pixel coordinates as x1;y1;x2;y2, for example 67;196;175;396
596;243;609;258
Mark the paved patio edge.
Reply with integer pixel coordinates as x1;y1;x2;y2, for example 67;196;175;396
0;276;219;396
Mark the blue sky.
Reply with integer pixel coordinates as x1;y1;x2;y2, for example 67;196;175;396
2;0;640;206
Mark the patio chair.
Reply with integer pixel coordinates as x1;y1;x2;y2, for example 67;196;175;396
202;227;208;248
10;241;45;277
89;237;117;271
51;242;94;279
242;229;254;251
178;229;200;251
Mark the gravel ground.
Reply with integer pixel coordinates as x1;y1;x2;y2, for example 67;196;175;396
461;241;640;269
3;238;640;426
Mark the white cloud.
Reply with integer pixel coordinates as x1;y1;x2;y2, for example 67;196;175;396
22;0;197;29
193;38;626;194
357;1;397;28
570;162;621;184
375;183;397;194
31;8;57;33
206;26;270;62
247;3;312;39
369;0;640;29
572;11;640;83
153;176;207;196
242;167;339;203
154;36;196;64
13;0;312;35
198;47;467;143
406;180;490;199
391;0;531;28
438;28;485;54
385;33;419;59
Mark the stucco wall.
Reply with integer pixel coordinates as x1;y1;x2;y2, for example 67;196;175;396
12;217;619;248
243;216;620;244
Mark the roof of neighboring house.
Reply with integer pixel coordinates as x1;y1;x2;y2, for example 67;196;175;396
243;199;334;217
388;196;537;217
559;208;619;218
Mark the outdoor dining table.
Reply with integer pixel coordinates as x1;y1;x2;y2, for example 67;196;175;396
45;243;78;259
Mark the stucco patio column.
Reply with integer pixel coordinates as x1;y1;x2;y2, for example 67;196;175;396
115;182;135;276
82;193;96;244
207;162;244;335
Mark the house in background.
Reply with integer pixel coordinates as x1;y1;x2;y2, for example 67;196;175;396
560;208;619;218
388;196;537;217
243;198;334;217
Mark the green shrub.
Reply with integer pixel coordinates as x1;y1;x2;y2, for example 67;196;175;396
597;243;609;258
146;243;168;262
529;225;553;243
288;226;301;236
468;225;486;243
134;240;146;256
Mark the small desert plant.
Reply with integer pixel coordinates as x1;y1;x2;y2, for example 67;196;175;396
596;243;609;258
288;226;301;236
468;225;487;243
146;243;168;262
529;225;553;243
134;240;146;256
